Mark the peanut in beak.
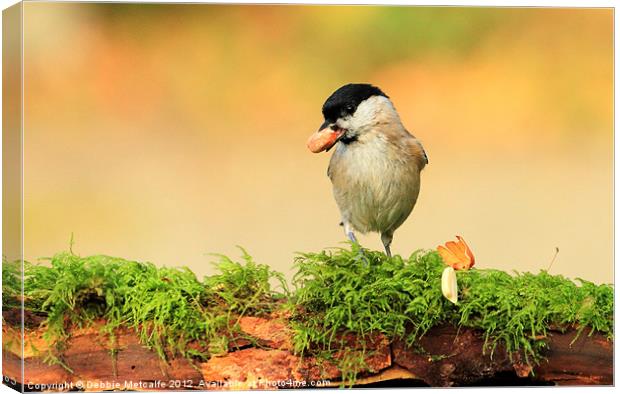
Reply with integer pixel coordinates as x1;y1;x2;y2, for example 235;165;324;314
306;129;343;153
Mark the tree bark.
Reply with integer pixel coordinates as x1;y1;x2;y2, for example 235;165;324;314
2;311;612;390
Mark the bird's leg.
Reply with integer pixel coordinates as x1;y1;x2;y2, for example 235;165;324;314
343;221;368;265
342;221;358;244
381;231;394;258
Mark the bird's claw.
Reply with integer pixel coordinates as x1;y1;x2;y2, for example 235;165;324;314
352;246;370;266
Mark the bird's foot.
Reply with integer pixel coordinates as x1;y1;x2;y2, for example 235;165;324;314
381;232;394;260
350;244;370;266
344;229;369;265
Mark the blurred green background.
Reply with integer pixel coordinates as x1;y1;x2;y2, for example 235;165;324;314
22;4;612;282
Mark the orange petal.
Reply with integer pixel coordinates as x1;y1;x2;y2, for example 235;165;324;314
444;241;463;256
437;236;475;270
456;236;475;267
437;245;461;267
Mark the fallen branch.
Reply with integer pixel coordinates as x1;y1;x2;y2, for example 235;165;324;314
2;313;612;389
2;249;613;389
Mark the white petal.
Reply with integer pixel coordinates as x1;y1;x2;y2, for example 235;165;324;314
441;266;458;305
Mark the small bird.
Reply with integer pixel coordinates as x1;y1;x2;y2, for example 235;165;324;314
307;83;427;257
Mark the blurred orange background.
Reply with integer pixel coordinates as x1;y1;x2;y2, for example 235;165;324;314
22;4;613;283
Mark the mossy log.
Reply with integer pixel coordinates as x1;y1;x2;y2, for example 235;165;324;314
2;310;612;390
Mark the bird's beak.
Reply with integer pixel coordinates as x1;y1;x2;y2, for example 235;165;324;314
307;121;345;153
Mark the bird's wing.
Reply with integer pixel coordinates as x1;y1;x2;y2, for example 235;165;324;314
405;132;428;169
383;125;428;169
419;140;429;165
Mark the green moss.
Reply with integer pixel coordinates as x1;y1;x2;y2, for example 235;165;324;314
291;246;447;353
2;245;613;382
291;245;613;368
6;249;286;366
2;260;21;308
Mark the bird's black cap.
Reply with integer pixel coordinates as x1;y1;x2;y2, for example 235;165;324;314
321;83;388;124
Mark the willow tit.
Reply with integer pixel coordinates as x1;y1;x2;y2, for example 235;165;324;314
307;83;428;257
